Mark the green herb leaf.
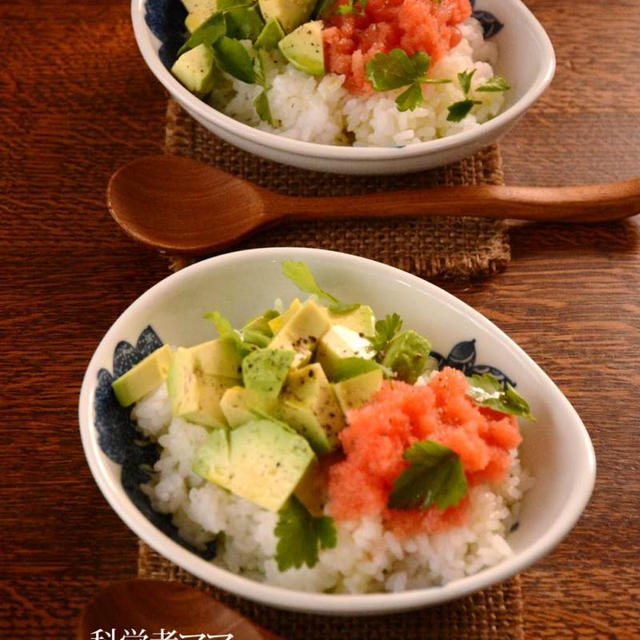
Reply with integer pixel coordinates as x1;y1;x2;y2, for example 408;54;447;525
365;49;431;92
275;497;337;571
254;89;272;123
381;329;431;383
388;440;468;510
213;36;256;83
204;310;254;356
370;312;403;354
395;80;424;111
224;5;264;41
217;0;253;10
178;12;226;56
335;0;367;15
457;68;476;96
446;98;481;122
281;260;358;314
467;373;535;421
476;75;511;92
255;17;285;50
313;0;337;17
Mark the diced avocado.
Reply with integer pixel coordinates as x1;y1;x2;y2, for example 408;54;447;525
167;347;200;416
256;16;286;50
193;419;316;511
277;398;332;454
171;44;216;96
183;373;237;427
333;368;383;413
192;426;229;484
167;346;236;427
258;0;316;33
268;299;331;367
111;344;172;407
242;348;295;398
315;324;374;380
382;330;432;383
278;20;325;76
281;363;345;450
190;338;242;379
328;305;376;337
268;298;301;334
242;310;278;347
220;385;278;428
183;0;218;32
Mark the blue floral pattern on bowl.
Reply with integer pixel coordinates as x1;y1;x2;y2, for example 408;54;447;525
145;0;504;70
94;326;515;558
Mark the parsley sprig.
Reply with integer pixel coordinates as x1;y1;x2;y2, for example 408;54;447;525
275;497;337;571
447;69;511;122
388;440;467;510
365;49;451;112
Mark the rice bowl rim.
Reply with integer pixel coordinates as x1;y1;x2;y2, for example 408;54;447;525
131;0;555;162
79;247;595;615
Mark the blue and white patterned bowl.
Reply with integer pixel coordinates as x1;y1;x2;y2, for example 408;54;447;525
131;0;554;174
79;248;594;615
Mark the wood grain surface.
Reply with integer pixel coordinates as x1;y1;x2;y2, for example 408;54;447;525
1;1;638;639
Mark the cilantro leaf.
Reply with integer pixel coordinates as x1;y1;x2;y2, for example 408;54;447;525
381;329;431;383
275;497;337;571
388;440;468;510
254;89;272;124
370;312;403;354
335;0;367;15
365;49;431;92
281;261;359;314
446;99;481;122
177;12;226;56
224;5;265;42
395;80;424;111
213;36;255;83
476;75;511;92
467;373;535;421
204;310;254;355
457;68;476;96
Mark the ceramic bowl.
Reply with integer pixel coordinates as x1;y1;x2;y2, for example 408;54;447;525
131;0;555;174
79;248;595;615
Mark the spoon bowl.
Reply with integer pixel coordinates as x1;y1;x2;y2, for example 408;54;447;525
107;155;640;255
77;579;284;640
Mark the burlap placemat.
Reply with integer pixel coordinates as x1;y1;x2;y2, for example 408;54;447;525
138;100;522;638
162;99;510;277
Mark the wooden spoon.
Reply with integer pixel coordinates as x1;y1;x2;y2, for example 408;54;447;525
107;155;640;255
77;579;284;639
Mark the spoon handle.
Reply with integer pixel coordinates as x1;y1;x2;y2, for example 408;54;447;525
275;177;640;223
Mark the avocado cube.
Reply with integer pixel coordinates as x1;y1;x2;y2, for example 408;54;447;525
191;338;242;379
220;385;278;428
333;368;383;413
268;299;331;367
167;347;200;416
182;0;218;32
278;20;325;76
328;305;376;337
242;348;295;398
281;363;346;451
258;0;316;33
111;344;172;407
193;419;316;512
315;324;374;380
268;298;301;334
183;374;237;428
171;44;216;96
277;398;332;454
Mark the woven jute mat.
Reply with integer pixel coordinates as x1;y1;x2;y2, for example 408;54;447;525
161;99;510;277
138;99;522;639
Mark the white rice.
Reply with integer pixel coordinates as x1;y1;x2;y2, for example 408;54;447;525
212;18;504;147
132;380;531;593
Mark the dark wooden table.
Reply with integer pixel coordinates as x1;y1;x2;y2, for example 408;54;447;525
1;1;638;638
